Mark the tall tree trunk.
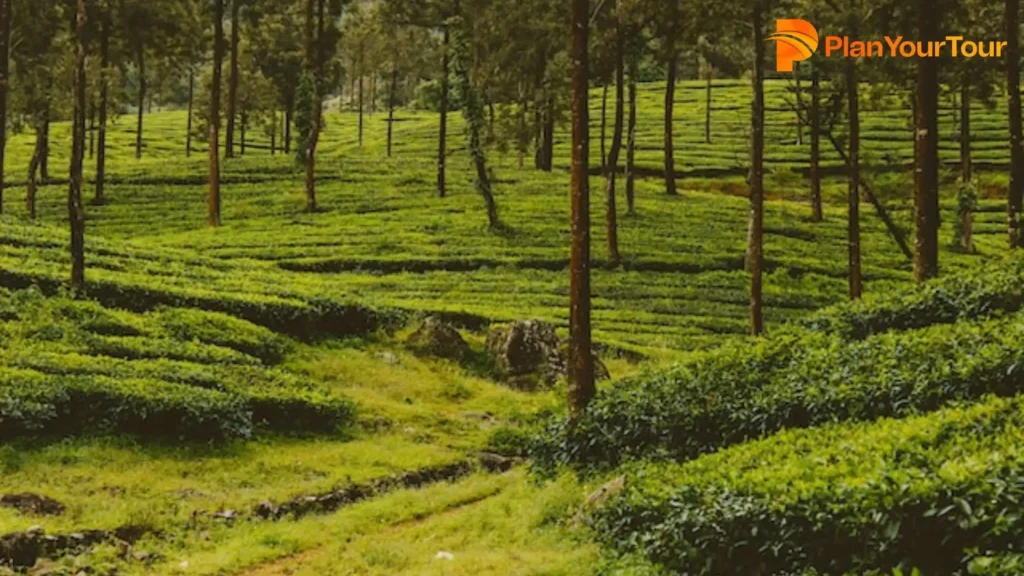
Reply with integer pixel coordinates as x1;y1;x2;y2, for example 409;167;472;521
387;55;397;158
600;83;608;170
847;56;862;300
914;0;940;280
40;113;49;182
96;14;109;204
209;0;224;227
605;14;624;265
626;51;637;215
284;100;293;154
186;69;194;158
0;0;7;213
135;45;145;159
88;100;95;158
438;27;449;198
1007;0;1024;248
749;0;765;336
568;0;594;415
240;111;247;155
358;71;364;147
27;128;41;219
70;0;87;296
704;62;712;144
542;98;554;171
270;110;276;156
810;65;822;221
226;0;240;159
664;32;678;196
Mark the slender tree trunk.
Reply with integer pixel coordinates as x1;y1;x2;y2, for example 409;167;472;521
240;111;247;155
135;45;145;159
542;98;554;171
40;113;49;182
358;72;364;147
0;0;8;213
387;56;397;158
568;0;594;415
705;62;712;144
626;51;637;215
605;14;624;264
226;0;240;159
438;27;449;198
284;100;293;154
70;0;87;296
186;70;194;158
810;66;822;221
1007;0;1024;248
88;100;95;158
270;110;276;156
27;128;41;219
749;0;765;336
96;15;109;204
600;83;608;170
371;74;377;115
209;0;224;227
664;37;678;196
914;0;940;280
847;57;862;300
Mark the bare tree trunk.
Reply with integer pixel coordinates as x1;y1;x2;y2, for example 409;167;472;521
209;0;223;227
810;65;822;221
284;100;293;154
1007;0;1024;248
70;0;87;295
270;110;276;156
704;62;712;144
846;56;862;300
387;55;397;158
568;0;594;415
96;13;109;204
88;100;95;158
0;0;8;213
542;100;555;170
135;44;145;159
358;72;364;147
186;69;194;158
626;51;637;215
40;113;48;182
438;27;449;198
605;13;624;265
240;110;247;155
600;83;608;170
226;0;240;159
749;0;765;336
27;129;41;219
664;34;678;196
914;0;940;280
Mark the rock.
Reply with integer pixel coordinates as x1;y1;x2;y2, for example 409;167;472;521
0;494;65;517
479;452;516;473
254;501;278;520
486;320;563;390
405;317;471;362
376;352;401;366
212;510;237;522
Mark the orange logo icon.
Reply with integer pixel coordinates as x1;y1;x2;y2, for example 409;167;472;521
768;19;819;72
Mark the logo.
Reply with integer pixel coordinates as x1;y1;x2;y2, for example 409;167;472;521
768;19;819;72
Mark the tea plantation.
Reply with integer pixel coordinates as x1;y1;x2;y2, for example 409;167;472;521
0;80;1022;575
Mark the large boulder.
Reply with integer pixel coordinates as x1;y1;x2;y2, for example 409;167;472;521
486;320;610;390
405;317;471;362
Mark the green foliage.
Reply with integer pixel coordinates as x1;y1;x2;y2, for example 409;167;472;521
588;395;1024;575
294;72;317;166
531;306;1024;473
0;288;355;441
